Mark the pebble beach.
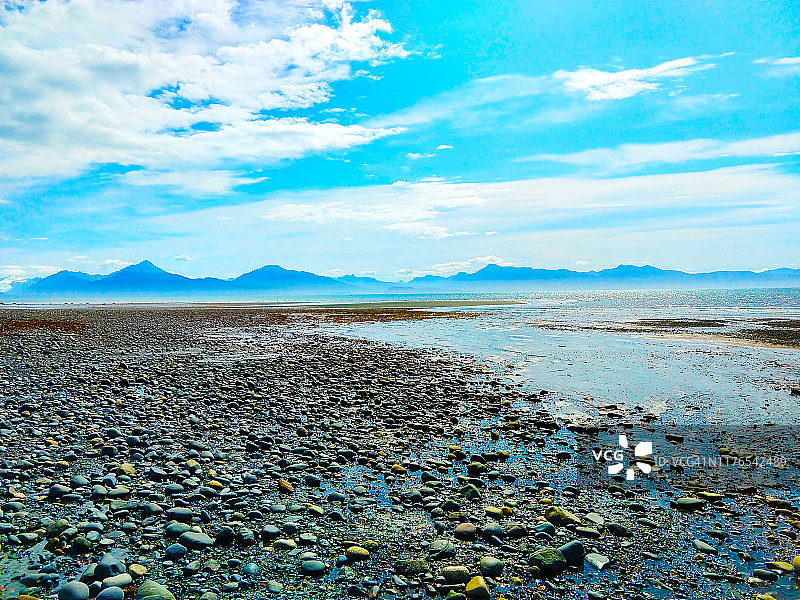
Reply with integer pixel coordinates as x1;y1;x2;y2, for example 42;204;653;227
1;307;799;600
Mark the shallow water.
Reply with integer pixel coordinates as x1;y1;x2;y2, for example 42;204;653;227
321;289;800;432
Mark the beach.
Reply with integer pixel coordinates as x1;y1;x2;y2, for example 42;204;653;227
0;305;799;600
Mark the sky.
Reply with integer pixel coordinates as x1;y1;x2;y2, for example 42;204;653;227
1;0;799;287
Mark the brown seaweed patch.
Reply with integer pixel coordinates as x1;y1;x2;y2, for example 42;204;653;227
729;327;800;349
0;319;87;335
632;318;728;328
257;307;482;325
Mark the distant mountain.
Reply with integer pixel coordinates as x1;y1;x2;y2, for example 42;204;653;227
90;260;216;292
3;261;800;301
408;264;800;291
23;270;102;293
335;274;395;290
235;265;352;291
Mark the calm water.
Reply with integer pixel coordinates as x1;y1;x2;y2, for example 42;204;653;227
317;288;800;430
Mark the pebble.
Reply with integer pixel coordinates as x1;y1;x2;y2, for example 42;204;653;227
464;576;490;600
58;581;90;600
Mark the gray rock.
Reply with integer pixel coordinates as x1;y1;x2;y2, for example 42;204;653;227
427;538;457;560
479;555;504;577
178;531;213;549
102;573;132;589
164;542;187;560
95;553;125;580
97;587;125;600
558;540;585;567
585;552;610;571
300;560;326;576
529;547;567;576
136;579;176;600
692;539;717;555
58;581;90;600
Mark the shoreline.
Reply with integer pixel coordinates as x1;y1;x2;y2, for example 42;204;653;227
0;299;525;310
0;308;798;600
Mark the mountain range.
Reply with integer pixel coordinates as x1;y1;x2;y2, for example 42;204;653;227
3;260;800;301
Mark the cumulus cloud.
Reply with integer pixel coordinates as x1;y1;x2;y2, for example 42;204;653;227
554;57;712;101
520;131;800;171
0;0;408;182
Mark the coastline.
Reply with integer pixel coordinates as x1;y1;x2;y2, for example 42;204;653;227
0;307;798;600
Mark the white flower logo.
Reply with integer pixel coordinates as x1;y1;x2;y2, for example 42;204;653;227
608;435;653;480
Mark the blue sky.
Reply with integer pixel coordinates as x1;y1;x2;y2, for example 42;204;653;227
1;0;799;286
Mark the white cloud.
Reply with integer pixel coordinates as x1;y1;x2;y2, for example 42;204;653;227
371;74;546;128
0;0;408;182
124;170;267;195
554;56;712;101
756;56;800;76
262;179;488;238
372;57;714;131
101;259;132;268
398;255;516;279
521;131;800;171
0;263;59;289
64;256;133;271
30;164;794;279
436;144;453;150
384;222;463;239
156;164;800;258
174;254;195;262
666;93;737;115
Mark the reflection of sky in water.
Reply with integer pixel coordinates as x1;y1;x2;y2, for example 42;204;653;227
321;290;800;428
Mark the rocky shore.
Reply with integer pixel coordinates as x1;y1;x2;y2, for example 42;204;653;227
0;307;799;600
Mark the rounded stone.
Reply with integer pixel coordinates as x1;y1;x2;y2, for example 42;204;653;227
58;581;90;600
178;531;213;550
479;555;505;578
300;560;326;576
454;522;477;541
135;580;175;600
345;545;370;561
102;573;132;589
164;543;187;560
97;587;125;600
442;565;471;584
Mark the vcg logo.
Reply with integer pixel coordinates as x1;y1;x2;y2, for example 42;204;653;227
592;434;653;480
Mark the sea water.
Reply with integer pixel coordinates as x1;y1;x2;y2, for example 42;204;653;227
317;288;800;430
